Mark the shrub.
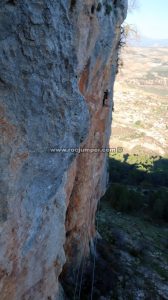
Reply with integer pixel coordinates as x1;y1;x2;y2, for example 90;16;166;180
70;0;76;11
97;2;102;12
149;189;168;222
105;4;112;15
135;120;141;127
107;154;168;222
106;184;142;213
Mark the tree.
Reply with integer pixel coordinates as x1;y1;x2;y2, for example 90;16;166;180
123;23;139;41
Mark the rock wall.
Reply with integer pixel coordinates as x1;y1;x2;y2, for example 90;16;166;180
0;0;127;299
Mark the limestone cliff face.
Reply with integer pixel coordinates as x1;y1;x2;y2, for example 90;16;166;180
0;0;127;299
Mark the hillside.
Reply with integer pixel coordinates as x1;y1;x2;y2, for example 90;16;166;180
110;46;168;156
95;45;168;299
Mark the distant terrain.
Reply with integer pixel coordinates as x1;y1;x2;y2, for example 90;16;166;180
129;37;168;48
96;47;168;299
110;46;168;156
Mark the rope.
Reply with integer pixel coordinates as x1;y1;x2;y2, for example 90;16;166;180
78;206;95;299
78;228;88;299
90;237;96;300
73;224;89;300
73;256;81;300
78;196;99;300
74;192;102;299
73;228;85;300
90;198;101;300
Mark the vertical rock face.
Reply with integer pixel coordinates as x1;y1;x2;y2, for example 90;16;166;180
0;0;127;299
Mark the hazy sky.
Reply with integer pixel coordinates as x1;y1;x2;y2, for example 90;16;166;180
126;0;168;39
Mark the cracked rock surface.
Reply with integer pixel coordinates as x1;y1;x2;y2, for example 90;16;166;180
0;0;127;299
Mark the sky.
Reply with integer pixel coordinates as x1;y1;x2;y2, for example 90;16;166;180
126;0;168;39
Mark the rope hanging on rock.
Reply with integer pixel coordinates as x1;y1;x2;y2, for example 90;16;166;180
73;224;89;300
90;198;101;300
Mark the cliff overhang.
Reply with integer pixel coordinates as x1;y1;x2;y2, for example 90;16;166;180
0;0;127;299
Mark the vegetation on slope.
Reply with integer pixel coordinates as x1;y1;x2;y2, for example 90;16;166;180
107;153;168;222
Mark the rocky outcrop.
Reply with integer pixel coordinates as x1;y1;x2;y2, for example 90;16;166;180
0;0;127;299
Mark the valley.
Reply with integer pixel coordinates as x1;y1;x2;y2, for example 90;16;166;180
110;47;168;156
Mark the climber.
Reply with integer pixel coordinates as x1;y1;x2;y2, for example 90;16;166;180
103;89;109;107
112;102;115;112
